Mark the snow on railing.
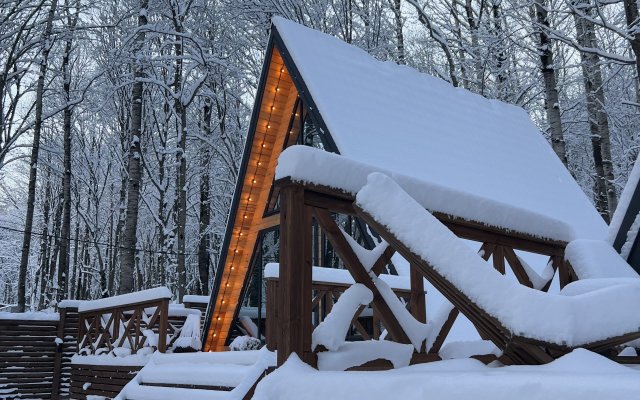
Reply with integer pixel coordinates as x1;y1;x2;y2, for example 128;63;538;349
77;288;176;356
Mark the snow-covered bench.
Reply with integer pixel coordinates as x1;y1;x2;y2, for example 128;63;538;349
354;172;640;364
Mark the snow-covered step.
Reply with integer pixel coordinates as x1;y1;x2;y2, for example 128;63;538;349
116;348;276;400
121;384;232;400
137;362;253;389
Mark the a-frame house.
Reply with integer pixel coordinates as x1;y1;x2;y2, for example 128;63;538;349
202;17;614;354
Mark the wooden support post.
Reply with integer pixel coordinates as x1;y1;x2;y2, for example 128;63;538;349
266;279;278;351
158;298;168;353
278;184;313;366
553;255;571;289
493;245;505;274
409;265;426;324
51;307;66;400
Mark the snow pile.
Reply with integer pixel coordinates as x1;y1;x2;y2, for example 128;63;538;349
373;277;428;351
255;350;640;400
71;351;152;366
355;173;640;347
264;263;410;291
78;287;172;313
317;340;414;371
560;278;640;296
0;311;59;321
439;340;501;360
173;313;202;352
167;304;201;318
182;295;210;304
565;239;639;280
339;229;390;272
312;283;373;351
230;335;262;351
58;299;84;309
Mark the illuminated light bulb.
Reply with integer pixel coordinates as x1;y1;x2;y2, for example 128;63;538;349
262;143;266;148
226;283;230;287
230;266;235;270
248;197;252;201
267;124;271;129
222;300;225;303
244;214;248;219
276;87;280;92
295;113;299;116
217;317;221;321
234;249;239;253
213;334;217;337
281;68;284;73
257;161;262;166
252;179;256;184
271;106;275;110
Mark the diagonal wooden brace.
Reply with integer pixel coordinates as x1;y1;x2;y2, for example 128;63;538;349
314;208;410;344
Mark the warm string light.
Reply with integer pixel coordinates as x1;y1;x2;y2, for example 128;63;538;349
210;64;287;346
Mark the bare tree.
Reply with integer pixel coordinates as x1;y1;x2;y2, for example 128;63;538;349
17;0;59;312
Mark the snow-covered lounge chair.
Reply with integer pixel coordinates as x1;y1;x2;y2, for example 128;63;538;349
354;172;640;364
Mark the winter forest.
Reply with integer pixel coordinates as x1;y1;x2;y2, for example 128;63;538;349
0;0;639;311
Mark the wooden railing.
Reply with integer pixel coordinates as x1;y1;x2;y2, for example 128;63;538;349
78;298;171;355
266;276;412;351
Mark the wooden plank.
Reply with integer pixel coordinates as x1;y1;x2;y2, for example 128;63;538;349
51;307;65;400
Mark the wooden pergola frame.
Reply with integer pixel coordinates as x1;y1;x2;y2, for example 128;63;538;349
271;178;597;367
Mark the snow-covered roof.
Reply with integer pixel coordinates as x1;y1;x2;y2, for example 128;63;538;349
272;17;607;242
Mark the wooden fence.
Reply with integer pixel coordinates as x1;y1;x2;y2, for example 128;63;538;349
1;296;201;399
69;364;141;399
0;305;79;400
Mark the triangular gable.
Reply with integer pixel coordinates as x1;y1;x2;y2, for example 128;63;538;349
203;26;342;350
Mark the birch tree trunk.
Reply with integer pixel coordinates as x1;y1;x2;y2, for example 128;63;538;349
57;0;79;303
172;7;187;301
197;98;212;295
574;2;618;220
119;0;148;294
17;0;59;312
391;0;405;64
534;0;568;166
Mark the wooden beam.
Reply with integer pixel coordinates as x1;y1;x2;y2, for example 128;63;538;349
278;183;313;366
313;208;411;345
429;307;458;354
409;265;426;324
492;245;505;274
275;179;567;256
371;246;396;275
503;247;534;288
